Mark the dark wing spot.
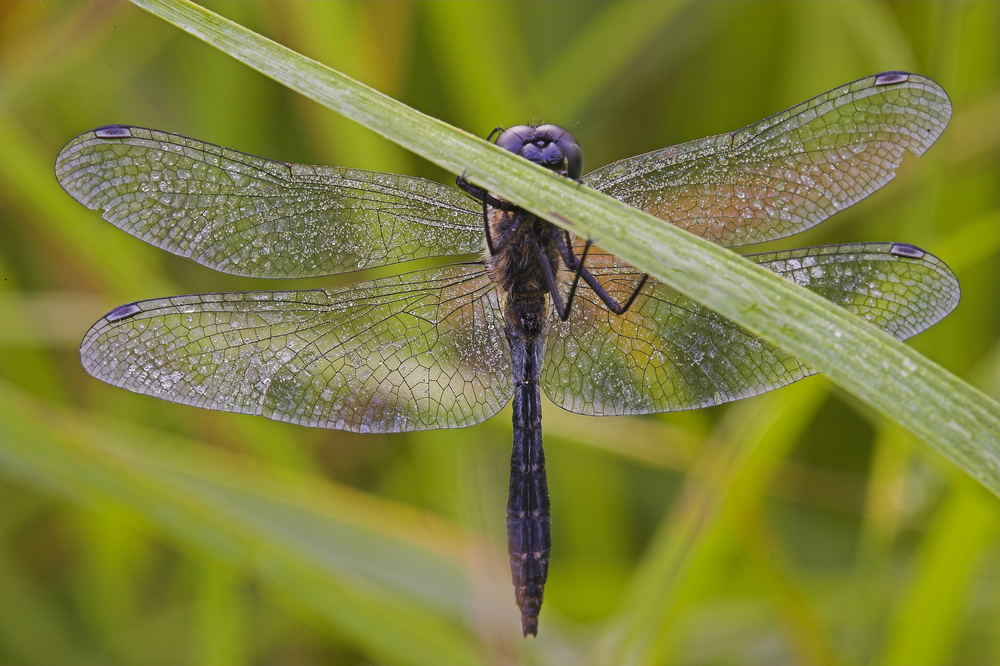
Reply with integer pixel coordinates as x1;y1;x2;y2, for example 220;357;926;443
105;302;142;322
875;71;910;86
889;243;925;259
94;125;133;139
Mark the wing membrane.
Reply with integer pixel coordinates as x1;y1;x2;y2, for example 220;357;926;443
56;126;483;278
582;72;951;246
542;243;959;415
81;263;511;432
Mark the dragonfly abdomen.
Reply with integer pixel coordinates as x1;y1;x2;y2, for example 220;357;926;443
506;329;550;637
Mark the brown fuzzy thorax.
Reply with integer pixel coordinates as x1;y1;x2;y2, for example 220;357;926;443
483;207;561;339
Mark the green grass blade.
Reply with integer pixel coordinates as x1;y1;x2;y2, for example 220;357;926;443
599;382;827;663
129;0;1000;492
536;1;692;116
875;479;999;666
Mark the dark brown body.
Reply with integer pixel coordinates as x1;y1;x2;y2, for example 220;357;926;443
484;206;561;636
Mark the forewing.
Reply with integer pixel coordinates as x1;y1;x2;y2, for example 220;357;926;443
56;126;482;278
582;72;951;246
81;263;511;432
542;243;958;415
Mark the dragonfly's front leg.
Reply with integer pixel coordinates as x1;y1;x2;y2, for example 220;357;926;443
535;238;590;321
551;230;648;316
456;174;517;212
456;174;527;256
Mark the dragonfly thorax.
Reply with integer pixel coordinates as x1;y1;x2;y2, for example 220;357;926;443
484;208;558;301
495;124;582;179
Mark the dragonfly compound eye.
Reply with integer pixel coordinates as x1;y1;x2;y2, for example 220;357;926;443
496;124;583;179
495;125;534;154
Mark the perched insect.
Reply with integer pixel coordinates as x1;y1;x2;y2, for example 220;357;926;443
56;71;958;635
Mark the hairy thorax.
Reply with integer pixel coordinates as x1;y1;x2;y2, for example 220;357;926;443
483;207;560;339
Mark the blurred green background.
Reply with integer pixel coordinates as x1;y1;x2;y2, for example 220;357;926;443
1;1;999;664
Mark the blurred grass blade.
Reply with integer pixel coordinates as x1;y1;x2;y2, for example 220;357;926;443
875;480;999;666
536;1;692;116
599;382;827;663
0;551;90;665
0;378;489;666
130;0;1000;489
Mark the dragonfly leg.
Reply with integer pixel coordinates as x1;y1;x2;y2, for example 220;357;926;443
465;126;512;237
552;229;578;268
455;173;517;211
457;170;525;256
476;183;496;256
606;272;649;315
535;239;589;321
551;231;648;316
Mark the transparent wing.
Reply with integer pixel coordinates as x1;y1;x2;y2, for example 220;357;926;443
542;243;959;415
56;126;483;278
582;72;951;246
81;263;511;432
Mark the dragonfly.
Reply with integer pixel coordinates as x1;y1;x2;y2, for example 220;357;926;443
55;71;958;636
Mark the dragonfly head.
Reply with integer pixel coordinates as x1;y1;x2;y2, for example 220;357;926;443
494;124;582;180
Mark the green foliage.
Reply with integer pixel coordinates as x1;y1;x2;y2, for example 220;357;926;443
1;1;999;664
